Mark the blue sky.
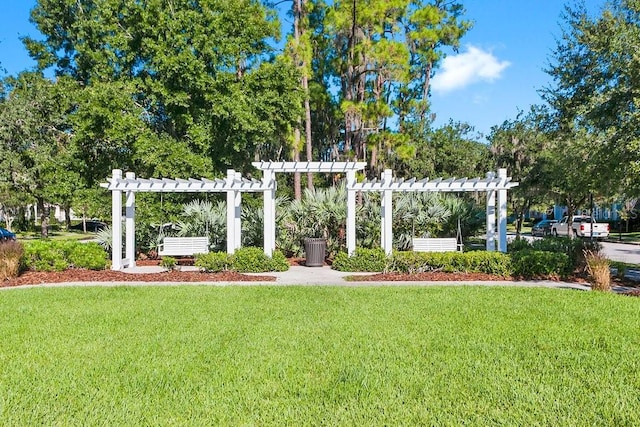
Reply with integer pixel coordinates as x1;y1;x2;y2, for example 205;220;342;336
1;1;604;138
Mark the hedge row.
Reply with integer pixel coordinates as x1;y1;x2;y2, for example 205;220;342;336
332;237;593;279
194;247;289;273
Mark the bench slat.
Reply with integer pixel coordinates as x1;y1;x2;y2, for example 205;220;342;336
412;237;459;252
158;237;209;256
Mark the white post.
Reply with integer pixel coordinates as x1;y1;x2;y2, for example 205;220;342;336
125;172;136;268
226;169;236;254
263;169;275;257
497;168;508;253
111;169;123;270
234;171;242;251
346;170;357;256
486;171;496;252
381;169;393;256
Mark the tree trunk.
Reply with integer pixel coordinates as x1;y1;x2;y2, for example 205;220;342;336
38;197;49;238
303;74;314;190
64;205;72;229
294;128;302;200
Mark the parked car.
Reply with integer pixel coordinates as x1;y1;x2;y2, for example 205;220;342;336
70;220;107;232
531;219;558;237
0;227;16;241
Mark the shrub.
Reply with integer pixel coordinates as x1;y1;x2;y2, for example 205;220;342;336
0;240;25;280
160;257;177;270
267;250;289;272
232;247;289;273
332;248;387;272
66;242;108;270
529;237;600;272
22;240;108;271
378;250;512;276
510;250;571;279
22;240;67;271
195;252;232;272
507;238;533;252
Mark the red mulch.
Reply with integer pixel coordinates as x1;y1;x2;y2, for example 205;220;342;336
1;269;274;288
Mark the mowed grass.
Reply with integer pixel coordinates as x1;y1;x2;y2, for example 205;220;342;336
0;286;639;425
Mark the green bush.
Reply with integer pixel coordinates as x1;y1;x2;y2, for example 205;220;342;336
66;242;108;270
267;250;290;272
22;240;108;271
529;237;600;271
332;248;387;272
510;250;571;279
195;252;232;272
160;257;177;270
23;240;69;271
507;238;533;252
387;251;512;276
232;247;290;273
195;249;289;273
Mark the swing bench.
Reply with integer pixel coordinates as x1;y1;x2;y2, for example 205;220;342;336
411;218;464;252
411;237;460;252
158;236;210;257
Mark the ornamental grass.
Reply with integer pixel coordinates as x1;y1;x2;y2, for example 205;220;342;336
584;249;611;292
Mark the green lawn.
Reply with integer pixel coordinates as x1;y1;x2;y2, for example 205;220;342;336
0;286;638;425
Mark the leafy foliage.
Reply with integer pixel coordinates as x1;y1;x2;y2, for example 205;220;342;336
510;250;571;279
195;252;232;273
232;247;289;273
160;257;178;271
332;248;387;272
22;240;108;271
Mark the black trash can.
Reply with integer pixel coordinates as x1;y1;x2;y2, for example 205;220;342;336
304;238;326;267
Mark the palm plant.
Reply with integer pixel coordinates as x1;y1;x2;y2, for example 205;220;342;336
278;185;348;257
177;200;226;251
356;192;381;249
393;192;452;250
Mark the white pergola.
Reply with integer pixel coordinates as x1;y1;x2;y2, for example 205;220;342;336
101;169;270;270
352;168;518;255
103;163;517;270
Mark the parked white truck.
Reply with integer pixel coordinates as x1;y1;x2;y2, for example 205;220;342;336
551;215;610;238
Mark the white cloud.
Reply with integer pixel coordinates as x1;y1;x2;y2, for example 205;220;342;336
431;45;510;93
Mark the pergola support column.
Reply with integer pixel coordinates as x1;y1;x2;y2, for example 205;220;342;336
381;169;393;256
497;168;508;252
347;170;357;256
263;169;275;257
486;171;496;252
226;169;236;254
125;172;136;267
111;169;123;270
234;172;242;251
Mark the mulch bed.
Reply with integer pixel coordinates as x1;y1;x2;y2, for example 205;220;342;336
2;259;639;297
1;269;275;288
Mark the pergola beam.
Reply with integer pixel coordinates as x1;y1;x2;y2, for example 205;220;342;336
253;161;366;173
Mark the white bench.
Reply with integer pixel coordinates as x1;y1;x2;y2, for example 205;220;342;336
412;237;460;252
158;237;210;257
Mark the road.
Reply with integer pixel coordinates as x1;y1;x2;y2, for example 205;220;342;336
600;241;640;264
521;233;640;264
